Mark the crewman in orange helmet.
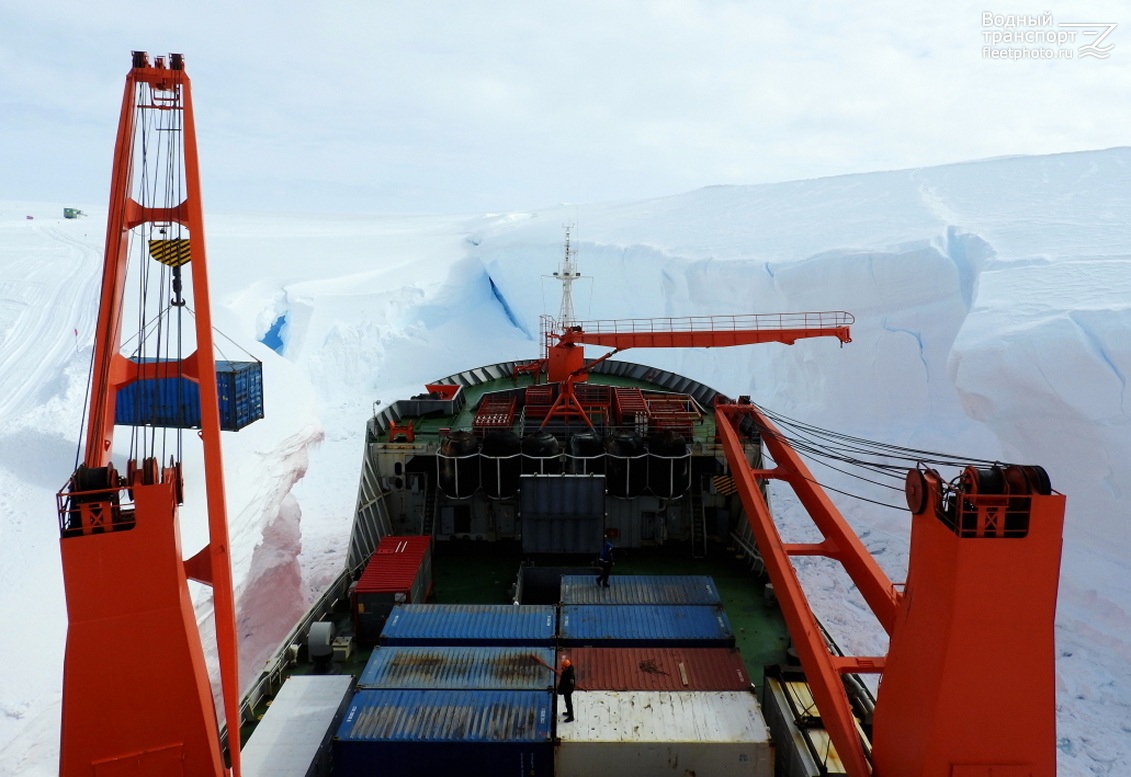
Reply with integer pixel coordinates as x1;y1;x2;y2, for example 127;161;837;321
558;657;576;722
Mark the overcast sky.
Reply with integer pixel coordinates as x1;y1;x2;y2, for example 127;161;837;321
2;0;1128;215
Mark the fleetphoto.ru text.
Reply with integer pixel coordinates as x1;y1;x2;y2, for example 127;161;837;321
982;11;1117;60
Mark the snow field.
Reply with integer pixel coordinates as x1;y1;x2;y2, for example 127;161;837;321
1;148;1130;774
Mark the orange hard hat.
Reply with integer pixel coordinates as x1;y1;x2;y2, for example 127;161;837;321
561;658;571;667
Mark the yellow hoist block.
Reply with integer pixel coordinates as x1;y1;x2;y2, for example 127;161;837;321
148;238;191;267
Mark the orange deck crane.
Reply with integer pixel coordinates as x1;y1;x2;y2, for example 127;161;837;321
526;310;854;430
56;52;249;777
712;403;1063;776
526;266;1063;774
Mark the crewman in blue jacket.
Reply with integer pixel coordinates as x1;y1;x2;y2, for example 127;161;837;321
596;535;614;588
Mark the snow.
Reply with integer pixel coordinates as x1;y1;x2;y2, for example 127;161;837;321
2;146;1131;774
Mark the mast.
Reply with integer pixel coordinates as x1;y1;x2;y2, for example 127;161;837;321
553;225;581;329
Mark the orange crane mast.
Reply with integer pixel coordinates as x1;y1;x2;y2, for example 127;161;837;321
56;52;243;777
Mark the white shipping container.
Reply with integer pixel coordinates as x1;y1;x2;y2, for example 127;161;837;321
242;675;354;777
555;691;773;777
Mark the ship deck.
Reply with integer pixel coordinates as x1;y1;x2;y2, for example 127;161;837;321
394;367;721;446
239;539;787;747
428;540;788;684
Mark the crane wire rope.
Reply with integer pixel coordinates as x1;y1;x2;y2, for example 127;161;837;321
747;401;1009;511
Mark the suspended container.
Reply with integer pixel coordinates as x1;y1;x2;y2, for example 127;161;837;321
379;604;557;647
646;429;691;498
559;575;721;606
358;646;556;690
521;430;562;475
554;691;771;777
334;689;553;777
114;359;264;431
437;430;480;499
565;432;605;475
480;430;521;499
559;605;735;648
561;647;751;691
351;536;434;646
605;431;647;497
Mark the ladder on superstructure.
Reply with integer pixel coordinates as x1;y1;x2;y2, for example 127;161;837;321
421;475;438;536
690;478;707;558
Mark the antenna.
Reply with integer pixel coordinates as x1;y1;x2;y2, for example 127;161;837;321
553;224;581;328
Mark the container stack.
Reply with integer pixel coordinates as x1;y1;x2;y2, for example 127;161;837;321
378;603;556;646
335;605;558;777
555;575;772;777
559;603;735;647
335;688;553;777
563;646;751;691
337;571;773;776
559;573;722;606
357;646;556;691
559;574;735;648
554;690;771;776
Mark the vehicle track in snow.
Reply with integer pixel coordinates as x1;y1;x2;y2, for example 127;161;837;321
0;225;101;423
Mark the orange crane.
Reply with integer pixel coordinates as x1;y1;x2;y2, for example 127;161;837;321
55;52;246;776
713;402;1064;776
526;279;1063;774
529;310;854;430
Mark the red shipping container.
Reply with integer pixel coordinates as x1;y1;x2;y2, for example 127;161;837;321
352;536;433;645
562;647;751;691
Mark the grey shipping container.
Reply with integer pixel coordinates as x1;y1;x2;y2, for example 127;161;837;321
559;604;735;647
334;689;553;777
358;646;556;690
114;359;264;431
555;691;773;777
559;574;722;606
379;604;557;646
520;474;606;554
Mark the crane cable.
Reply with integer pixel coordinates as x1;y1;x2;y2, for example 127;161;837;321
748;402;1006;512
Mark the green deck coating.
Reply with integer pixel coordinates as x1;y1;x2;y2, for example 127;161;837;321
430;538;788;686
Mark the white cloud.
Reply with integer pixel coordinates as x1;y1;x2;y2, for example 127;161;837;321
2;0;1130;213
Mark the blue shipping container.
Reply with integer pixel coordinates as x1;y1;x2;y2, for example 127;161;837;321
559;574;722;606
358;646;557;690
559;605;736;648
379;604;556;647
115;359;264;431
334;689;553;777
